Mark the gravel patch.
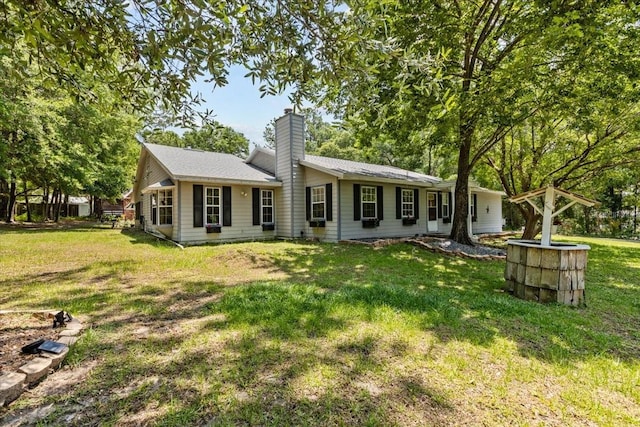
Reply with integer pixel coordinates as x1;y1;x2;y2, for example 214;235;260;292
344;236;506;260
425;238;506;257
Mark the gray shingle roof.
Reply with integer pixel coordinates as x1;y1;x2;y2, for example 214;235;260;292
301;155;441;184
144;143;279;184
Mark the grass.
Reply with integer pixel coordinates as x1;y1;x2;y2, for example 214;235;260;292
0;224;639;426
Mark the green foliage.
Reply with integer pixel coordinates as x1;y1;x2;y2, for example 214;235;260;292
0;50;140;220
183;122;249;157
142;122;250;157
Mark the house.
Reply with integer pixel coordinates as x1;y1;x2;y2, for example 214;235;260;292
132;111;504;243
98;190;135;220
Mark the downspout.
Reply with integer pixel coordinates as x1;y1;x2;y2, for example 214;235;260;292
176;180;181;243
289;113;295;238
337;180;341;241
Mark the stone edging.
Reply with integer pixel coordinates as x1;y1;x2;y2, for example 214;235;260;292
0;318;84;407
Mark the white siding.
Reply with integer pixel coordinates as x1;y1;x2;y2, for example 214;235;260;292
304;168;338;241
339;181;434;241
472;192;503;234
178;181;280;244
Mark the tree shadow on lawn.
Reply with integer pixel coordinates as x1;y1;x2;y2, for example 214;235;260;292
3;239;638;425
263;242;640;364
0;222;110;234
4;274;455;426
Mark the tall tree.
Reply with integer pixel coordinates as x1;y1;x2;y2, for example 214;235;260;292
6;0;640;243
142;123;250;156
183;122;250;156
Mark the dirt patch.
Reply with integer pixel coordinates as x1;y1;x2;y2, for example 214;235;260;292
0;313;61;376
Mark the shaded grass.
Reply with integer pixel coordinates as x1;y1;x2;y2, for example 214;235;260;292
0;226;638;426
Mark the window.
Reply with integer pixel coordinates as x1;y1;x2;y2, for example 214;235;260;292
206;187;221;225
361;186;377;218
151;194;157;224
261;190;274;223
428;192;437;221
470;193;476;219
158;190;172;225
401;189;414;218
442;192;449;218
311;186;325;219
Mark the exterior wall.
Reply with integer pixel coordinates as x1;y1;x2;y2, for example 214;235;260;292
303;168;338;241
138;155;174;237
177;181;280;244
338;180;433;241
78;204;90;217
472;192;503;234
275;112;306;238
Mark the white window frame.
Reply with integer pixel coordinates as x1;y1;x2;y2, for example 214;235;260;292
311;186;326;220
361;185;377;219
205;187;221;225
261;189;274;223
442;192;450;218
158;190;172;225
401;188;414;218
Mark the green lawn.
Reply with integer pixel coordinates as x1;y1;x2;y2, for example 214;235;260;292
1;225;639;426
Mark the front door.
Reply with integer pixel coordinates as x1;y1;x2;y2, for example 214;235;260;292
427;192;438;232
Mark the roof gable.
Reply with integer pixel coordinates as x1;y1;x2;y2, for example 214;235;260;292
143;143;279;185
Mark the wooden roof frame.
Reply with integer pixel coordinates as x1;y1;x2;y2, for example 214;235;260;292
508;185;599;246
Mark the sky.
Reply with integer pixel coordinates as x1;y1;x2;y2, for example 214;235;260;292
189;65;294;148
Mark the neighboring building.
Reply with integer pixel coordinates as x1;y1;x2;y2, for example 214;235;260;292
17;195;90;218
132;111;504;244
99;190;134;220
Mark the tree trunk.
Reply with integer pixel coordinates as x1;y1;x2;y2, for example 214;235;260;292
634;183;638;234
582;206;591;234
450;122;475;245
0;179;8;220
24;181;32;222
43;186;50;221
6;179;17;223
54;188;62;222
520;205;541;239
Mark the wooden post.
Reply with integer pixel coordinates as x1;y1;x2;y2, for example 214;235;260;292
540;186;555;246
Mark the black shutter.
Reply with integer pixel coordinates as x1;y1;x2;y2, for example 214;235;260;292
193;185;203;227
223;186;232;226
414;189;420;219
252;188;260;225
472;193;478;222
306;187;311;220
437;191;442;218
353;184;361;220
377;186;384;221
396;187;402;219
326;183;333;221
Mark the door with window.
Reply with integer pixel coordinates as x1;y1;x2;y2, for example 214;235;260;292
427;192;438;232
